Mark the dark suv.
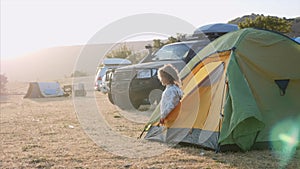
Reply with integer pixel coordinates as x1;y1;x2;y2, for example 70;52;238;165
106;23;239;110
108;39;211;110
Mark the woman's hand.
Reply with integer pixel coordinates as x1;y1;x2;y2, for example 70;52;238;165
160;118;165;124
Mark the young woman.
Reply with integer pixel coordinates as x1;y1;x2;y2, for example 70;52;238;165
157;64;183;125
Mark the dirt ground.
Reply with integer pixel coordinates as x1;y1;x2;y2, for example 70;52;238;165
1;81;299;169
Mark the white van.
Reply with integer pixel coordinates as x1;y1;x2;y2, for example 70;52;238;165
94;58;131;91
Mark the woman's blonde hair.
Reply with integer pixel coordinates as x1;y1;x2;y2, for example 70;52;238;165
158;64;181;87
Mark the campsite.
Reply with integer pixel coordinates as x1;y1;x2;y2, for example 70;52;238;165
1;80;300;168
1;12;300;168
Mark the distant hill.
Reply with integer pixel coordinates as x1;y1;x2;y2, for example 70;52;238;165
228;13;300;37
1;41;152;82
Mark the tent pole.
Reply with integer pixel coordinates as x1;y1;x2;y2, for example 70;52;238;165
216;64;228;153
138;129;145;139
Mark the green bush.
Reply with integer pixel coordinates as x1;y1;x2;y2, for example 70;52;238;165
239;15;292;33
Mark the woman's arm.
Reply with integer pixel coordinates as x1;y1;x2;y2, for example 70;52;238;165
160;88;178;119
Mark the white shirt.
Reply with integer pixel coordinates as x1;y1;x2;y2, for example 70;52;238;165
160;84;183;119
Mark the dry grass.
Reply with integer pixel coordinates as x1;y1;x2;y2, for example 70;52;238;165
1;81;299;169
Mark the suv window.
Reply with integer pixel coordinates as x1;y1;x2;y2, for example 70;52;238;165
152;44;190;61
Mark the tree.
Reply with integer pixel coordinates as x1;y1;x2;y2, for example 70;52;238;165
126;50;149;64
152;35;181;49
239;15;292;33
0;74;8;94
105;44;132;59
104;35;182;64
176;33;187;41
70;70;88;77
104;44;147;64
152;39;164;49
166;36;179;44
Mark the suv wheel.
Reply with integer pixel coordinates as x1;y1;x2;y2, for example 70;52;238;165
131;99;142;109
148;89;163;105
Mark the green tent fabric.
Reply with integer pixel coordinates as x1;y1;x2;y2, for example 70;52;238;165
144;28;300;151
219;52;265;151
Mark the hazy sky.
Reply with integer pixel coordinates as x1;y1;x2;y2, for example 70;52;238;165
1;0;300;59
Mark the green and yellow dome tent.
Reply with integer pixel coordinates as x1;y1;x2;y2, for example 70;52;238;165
142;28;300;151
